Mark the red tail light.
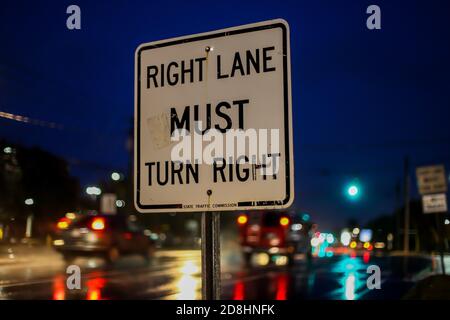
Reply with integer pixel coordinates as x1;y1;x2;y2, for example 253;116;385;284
237;215;248;225
91;217;105;231
123;232;132;240
57;217;70;230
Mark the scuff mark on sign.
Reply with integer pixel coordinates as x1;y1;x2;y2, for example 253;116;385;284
146;112;172;149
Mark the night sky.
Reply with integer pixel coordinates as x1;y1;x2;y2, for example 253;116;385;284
1;0;449;230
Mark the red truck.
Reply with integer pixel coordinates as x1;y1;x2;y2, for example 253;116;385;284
237;211;312;266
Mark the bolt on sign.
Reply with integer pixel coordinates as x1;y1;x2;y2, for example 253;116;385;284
422;194;448;214
134;19;294;213
416;165;447;195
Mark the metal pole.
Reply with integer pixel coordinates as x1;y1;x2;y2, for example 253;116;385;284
403;157;410;254
435;213;446;275
201;211;221;300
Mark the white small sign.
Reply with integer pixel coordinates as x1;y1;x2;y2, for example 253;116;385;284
416;165;447;195
422;193;447;214
101;193;117;214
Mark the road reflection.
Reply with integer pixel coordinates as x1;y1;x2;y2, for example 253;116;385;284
52;275;65;300
49;254;203;300
52;270;107;300
233;280;245;300
344;273;356;300
332;255;370;300
230;271;290;300
86;275;106;300
227;255;369;300
275;274;288;300
174;260;201;300
6;248;428;300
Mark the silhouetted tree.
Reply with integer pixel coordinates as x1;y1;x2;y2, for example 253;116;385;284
0;140;80;238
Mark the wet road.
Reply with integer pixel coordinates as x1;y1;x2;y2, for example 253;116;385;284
0;244;437;300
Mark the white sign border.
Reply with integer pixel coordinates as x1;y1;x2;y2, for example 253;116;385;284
134;19;294;213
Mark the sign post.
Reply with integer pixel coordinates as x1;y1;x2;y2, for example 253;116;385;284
416;164;448;275
434;212;447;275
135;19;293;299
201;210;221;299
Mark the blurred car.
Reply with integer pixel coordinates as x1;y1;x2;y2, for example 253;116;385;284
237;211;312;266
53;213;155;263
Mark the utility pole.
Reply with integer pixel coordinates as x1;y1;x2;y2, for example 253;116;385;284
395;179;402;250
403;157;410;254
435;213;446;275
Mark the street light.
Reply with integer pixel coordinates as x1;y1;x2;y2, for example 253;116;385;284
340;231;351;246
111;172;121;181
116;200;125;208
86;186;102;196
345;180;361;201
348;185;359;197
326;234;335;244
24;198;34;206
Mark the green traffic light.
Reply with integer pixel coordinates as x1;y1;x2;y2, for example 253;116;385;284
347;185;359;197
302;213;310;222
345;181;361;200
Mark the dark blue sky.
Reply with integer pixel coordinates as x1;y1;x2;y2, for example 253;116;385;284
1;0;449;229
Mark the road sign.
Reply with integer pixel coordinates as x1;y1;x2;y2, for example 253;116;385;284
101;193;117;214
416;165;447;195
134;19;293;213
422;193;448;214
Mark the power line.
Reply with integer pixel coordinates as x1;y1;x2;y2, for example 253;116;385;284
0;108;128;140
0;110;63;130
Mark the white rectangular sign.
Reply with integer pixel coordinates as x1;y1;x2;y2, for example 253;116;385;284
416;165;447;195
101;193;117;214
134;19;294;213
422;193;448;214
